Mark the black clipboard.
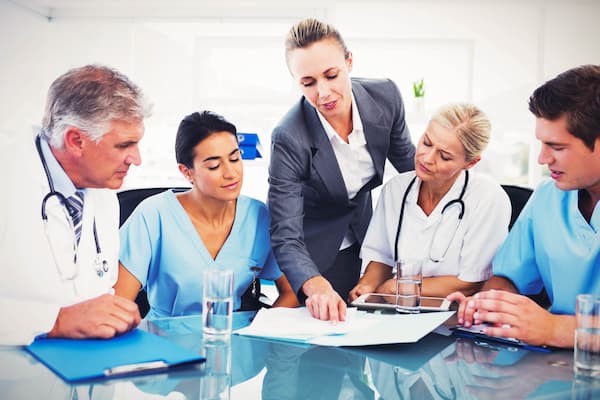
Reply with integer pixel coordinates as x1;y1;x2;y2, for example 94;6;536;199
25;329;205;382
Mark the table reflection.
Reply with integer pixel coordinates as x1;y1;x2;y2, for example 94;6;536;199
367;335;575;400
0;312;591;400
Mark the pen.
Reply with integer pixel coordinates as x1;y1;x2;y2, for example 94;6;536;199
104;360;168;376
520;344;551;353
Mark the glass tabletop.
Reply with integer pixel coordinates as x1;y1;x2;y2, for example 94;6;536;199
1;311;599;399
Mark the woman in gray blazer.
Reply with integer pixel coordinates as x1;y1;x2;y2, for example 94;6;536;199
268;18;415;321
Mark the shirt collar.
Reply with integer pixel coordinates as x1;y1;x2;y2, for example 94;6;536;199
39;134;79;197
408;170;468;212
317;89;364;142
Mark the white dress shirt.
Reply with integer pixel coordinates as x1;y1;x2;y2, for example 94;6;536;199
360;170;511;282
317;92;376;249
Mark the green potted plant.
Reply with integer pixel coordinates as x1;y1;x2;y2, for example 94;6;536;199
413;78;425;98
412;78;425;114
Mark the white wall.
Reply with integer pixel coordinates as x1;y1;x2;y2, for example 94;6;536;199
1;0;599;196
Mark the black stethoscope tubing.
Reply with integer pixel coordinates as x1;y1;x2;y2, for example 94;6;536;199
393;170;469;262
35;135;105;268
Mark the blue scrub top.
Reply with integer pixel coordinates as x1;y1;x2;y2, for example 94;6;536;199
119;191;282;318
493;180;600;314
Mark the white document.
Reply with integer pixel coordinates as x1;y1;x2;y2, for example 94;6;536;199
235;307;454;346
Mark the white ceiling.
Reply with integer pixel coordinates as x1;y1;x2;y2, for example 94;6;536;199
11;0;600;21
7;0;335;20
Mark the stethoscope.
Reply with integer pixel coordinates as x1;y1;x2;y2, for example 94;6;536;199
36;135;109;278
393;170;469;263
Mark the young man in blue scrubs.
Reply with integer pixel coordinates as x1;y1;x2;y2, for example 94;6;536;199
448;64;600;348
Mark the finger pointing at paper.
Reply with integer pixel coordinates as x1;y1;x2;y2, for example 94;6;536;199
303;276;347;322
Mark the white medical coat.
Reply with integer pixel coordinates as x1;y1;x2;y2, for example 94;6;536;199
361;170;511;282
0;132;119;345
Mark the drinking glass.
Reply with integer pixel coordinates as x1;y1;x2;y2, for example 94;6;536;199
395;259;423;313
202;269;234;339
574;294;600;378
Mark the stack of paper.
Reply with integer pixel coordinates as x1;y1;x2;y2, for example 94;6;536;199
235;307;454;346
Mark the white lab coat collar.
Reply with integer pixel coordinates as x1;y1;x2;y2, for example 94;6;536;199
38;134;79;198
407;170;468;227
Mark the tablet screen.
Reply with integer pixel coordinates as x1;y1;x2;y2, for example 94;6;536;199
353;294;450;311
363;294;396;305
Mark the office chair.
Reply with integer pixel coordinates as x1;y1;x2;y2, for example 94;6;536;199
500;184;549;308
118;187;190;227
116;186;266;317
501;184;533;230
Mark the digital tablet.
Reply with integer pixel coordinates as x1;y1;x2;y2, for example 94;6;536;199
351;293;452;312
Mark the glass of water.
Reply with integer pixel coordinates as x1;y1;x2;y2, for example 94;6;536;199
575;294;600;378
395;259;423;313
202;269;234;339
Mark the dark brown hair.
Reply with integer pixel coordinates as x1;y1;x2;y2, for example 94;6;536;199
528;64;600;150
175;111;237;168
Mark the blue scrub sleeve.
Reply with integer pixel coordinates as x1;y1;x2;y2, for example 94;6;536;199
258;249;283;281
492;192;544;295
255;203;283;281
119;206;155;288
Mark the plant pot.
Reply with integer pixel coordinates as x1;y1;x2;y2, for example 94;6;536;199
413;97;425;115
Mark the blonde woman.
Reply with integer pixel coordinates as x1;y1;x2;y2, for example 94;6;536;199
350;103;511;300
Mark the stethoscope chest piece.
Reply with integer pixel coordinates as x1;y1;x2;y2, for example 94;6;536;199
94;256;109;277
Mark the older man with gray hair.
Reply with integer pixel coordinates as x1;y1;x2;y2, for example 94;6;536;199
0;64;152;345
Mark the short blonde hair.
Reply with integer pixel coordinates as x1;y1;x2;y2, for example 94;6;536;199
284;18;350;65
431;103;491;161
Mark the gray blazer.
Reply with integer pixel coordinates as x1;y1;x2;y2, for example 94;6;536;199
268;78;415;294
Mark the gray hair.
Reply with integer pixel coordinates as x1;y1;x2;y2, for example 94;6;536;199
285;18;350;65
430;103;491;161
41;64;152;148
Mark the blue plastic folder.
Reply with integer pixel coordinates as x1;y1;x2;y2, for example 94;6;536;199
240;145;262;160
237;133;263;160
25;329;205;382
237;132;260;146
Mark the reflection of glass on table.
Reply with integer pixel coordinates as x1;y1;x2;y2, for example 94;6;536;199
200;338;231;400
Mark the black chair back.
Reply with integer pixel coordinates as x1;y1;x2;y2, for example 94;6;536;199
501;184;533;230
118;187;190;227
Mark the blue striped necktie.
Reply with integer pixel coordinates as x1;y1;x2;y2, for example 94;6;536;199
65;190;85;243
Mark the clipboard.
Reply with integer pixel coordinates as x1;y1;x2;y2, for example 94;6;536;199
25;329;205;382
451;325;551;353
